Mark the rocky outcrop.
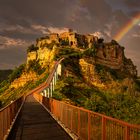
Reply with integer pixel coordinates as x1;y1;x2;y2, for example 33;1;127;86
26;30;137;79
27;45;57;67
79;59;105;88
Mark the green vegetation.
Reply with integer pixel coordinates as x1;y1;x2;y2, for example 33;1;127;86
54;47;81;60
0;64;25;97
97;38;104;44
52;48;140;124
40;41;59;50
8;64;25;83
0;100;2;108
54;76;140;124
0;71;49;108
85;92;140;124
82;45;97;57
60;39;69;46
111;39;119;45
27;44;39;52
27;60;45;75
0;59;47;108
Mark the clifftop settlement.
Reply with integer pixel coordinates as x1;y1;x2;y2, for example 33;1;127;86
27;29;137;77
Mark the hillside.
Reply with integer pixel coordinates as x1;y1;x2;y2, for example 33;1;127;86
0;29;140;124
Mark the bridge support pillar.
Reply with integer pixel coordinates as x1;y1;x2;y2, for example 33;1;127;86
41;92;43;96
56;70;58;80
50;82;53;97
47;88;50;98
44;89;47;97
54;72;57;85
43;67;60;99
52;77;55;91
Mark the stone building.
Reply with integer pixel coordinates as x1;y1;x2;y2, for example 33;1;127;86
26;30;137;75
95;44;124;69
36;36;51;48
50;33;59;43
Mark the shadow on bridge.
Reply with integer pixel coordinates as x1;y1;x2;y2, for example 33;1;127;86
7;94;72;140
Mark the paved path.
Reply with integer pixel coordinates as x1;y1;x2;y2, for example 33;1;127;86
8;95;72;140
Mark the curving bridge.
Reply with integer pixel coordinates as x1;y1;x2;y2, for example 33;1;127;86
0;59;140;140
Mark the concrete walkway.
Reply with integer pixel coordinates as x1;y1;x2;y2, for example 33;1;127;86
8;95;72;140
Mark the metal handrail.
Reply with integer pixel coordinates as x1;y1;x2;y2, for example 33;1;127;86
0;58;64;140
33;94;140;140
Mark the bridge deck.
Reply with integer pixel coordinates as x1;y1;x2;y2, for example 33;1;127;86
7;95;72;140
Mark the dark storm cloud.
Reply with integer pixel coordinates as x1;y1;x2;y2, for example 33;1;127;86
0;46;27;69
81;0;113;23
123;0;140;8
0;24;49;40
0;0;140;74
121;36;140;73
105;0;140;12
0;0;71;26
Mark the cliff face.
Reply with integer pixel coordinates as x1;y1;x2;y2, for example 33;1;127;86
27;45;57;66
79;59;105;88
27;30;137;78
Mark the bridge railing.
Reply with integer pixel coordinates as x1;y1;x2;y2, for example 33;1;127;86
0;96;25;140
0;81;48;140
33;93;140;140
0;58;63;140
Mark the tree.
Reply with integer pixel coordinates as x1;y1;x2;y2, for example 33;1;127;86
0;100;2;108
98;38;104;44
111;40;118;45
27;44;39;52
27;60;45;75
8;64;25;83
60;39;69;46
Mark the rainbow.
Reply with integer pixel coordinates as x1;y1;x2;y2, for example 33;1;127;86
114;13;140;41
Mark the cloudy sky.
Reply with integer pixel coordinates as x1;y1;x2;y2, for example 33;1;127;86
0;0;140;74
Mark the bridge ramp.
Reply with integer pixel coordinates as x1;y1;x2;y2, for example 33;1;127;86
7;95;72;140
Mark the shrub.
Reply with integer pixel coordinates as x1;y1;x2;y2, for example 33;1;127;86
27;44;39;52
0;100;2;108
27;60;45;75
60;39;69;46
8;64;25;83
98;38;104;44
111;40;119;45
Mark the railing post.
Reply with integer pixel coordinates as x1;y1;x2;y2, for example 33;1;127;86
102;117;106;140
88;112;91;140
50;83;53;97
78;109;81;137
125;126;130;140
71;109;73;130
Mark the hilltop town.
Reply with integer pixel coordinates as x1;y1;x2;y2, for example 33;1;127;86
27;29;137;74
10;29;137;88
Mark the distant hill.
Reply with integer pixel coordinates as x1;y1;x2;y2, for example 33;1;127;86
0;70;13;83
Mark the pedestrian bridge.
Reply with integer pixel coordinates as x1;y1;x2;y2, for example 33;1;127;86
0;59;140;140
